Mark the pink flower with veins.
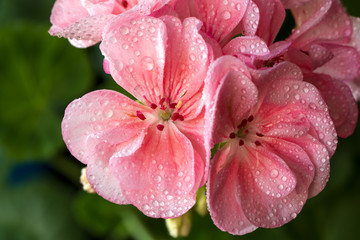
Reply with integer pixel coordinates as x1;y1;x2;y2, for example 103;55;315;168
205;56;337;235
62;15;210;218
268;0;359;138
227;0;359;138
49;0;169;48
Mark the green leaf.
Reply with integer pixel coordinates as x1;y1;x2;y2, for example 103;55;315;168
211;142;227;159
0;23;93;161
0;0;54;24
0;175;85;240
73;192;156;240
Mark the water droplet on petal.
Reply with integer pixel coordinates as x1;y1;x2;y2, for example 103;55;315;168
270;169;279;178
120;26;129;35
142;56;154;71
103;109;113;118
222;11;231;20
154;175;162;183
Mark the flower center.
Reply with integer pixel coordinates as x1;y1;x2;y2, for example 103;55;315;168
135;97;185;131
228;115;265;147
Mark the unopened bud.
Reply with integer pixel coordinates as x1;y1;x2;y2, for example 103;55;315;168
195;186;208;216
80;167;95;193
165;211;192;238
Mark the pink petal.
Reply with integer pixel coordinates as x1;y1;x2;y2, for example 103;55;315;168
265;139;315;194
313;44;360;82
86;138;131;205
193;0;250;43
257;41;291;61
247;146;298;198
81;0;117;15
150;4;178;17
259;104;311;138
51;14;115;46
239;162;308;228
61;90;150;164
223;36;270;58
253;0;285;45
284;47;312;71
68;38;100;48
204;56;252;146
101;15;166;103
289;0;331;40
291;0;352;48
280;0;311;9
200;31;223;60
207;146;257;235
237;0;260;36
347;79;360;101
238;146;311;228
304;73;358;138
161;16;209;103
349;17;360;52
250;61;304;87
287;135;330;198
176;109;209;186
259;77;337;155
253;41;292;68
49;0;89;34
171;0;198;20
103;58;110;74
178;87;204;121
307;44;334;69
110;123;203;218
212;70;258;144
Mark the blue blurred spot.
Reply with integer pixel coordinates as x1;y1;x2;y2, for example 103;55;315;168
8;162;50;185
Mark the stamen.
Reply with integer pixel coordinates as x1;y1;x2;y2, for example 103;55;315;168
176;100;182;109
159;97;166;106
136;110;146;120
229;133;236;139
171;112;180;121
239;140;244;146
255;141;261;146
150;103;157;109
238;119;247;128
248;115;254;122
169;102;177;108
121;0;128;8
256;132;264;137
157;124;164;131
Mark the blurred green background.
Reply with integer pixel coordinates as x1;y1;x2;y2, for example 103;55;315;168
1;0;360;239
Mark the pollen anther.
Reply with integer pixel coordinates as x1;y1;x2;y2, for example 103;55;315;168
136;110;146;120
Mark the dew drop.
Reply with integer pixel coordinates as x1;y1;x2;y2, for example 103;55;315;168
222;11;231;20
270;169;279;178
120;26;129;35
142;56;154;71
103;109;113;118
154;175;162;183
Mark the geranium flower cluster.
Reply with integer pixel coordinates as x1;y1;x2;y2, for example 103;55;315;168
50;0;360;235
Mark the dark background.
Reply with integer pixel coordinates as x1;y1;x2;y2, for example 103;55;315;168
1;0;360;239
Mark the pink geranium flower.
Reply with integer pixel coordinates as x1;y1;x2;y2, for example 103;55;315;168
205;56;337;235
62;15;210;218
49;0;169;47
229;0;359;138
285;0;360;137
